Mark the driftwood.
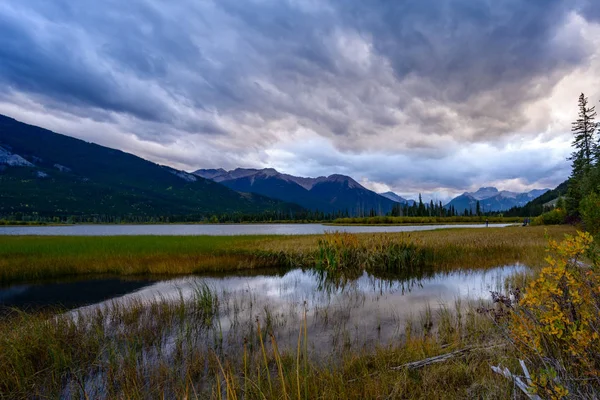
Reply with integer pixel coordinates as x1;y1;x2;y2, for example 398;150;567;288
348;344;504;383
391;348;473;370
390;343;505;371
491;360;541;400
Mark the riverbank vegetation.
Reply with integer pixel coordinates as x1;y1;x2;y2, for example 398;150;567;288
331;215;521;225
0;226;575;284
1;225;595;398
566;93;600;233
0;220;52;226
0;279;516;399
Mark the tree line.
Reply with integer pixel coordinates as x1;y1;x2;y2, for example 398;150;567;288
565;93;600;232
0;209;352;224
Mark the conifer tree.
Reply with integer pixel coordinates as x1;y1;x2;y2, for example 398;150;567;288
570;93;597;176
567;93;598;215
418;194;425;216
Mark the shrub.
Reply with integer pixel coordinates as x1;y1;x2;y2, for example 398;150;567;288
531;208;566;226
580;192;600;234
508;231;600;399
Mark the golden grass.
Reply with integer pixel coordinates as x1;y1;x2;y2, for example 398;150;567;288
0;225;576;284
0;286;518;399
1;227;581;398
332;216;523;225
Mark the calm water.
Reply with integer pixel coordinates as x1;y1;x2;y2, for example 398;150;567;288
0;223;512;236
0;278;156;313
1;265;525;352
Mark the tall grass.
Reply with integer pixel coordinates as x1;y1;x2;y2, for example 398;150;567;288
0;286;517;399
0;225;576;284
314;232;432;286
0;227;574;397
332;216;523;225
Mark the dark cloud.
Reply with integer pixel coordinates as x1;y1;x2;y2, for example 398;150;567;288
0;0;598;193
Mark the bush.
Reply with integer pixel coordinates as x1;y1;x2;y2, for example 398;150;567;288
531;208;566;226
508;231;600;399
580;192;600;235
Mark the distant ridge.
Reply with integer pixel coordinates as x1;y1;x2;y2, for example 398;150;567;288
444;186;551;213
194;168;400;215
379;191;415;206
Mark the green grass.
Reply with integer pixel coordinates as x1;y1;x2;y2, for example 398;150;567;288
0;225;576;284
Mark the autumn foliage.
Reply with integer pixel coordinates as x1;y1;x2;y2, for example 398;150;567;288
508;231;600;398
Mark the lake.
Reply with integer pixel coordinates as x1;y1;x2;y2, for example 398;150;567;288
0;223;513;236
1;265;524;353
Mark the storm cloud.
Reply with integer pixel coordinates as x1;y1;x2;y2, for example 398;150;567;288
1;0;599;200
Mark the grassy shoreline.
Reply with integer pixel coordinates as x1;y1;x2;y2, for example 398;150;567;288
0;217;524;227
0;289;517;399
0;226;579;398
332;216;524;225
0;226;576;284
324;222;516;226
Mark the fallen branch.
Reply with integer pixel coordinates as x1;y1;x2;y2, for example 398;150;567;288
391;348;472;370
390;343;505;371
491;360;541;400
348;344;504;383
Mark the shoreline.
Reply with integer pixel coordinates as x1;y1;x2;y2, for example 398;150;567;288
0;225;575;285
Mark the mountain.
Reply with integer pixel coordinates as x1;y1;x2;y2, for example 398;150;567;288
504;180;569;217
445;186;551;213
379;192;415;205
194;168;398;215
0;115;303;218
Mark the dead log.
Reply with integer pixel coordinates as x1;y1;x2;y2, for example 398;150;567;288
391;347;473;370
491;360;541;400
390;343;506;371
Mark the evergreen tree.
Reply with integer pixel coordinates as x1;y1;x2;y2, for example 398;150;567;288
567;93;598;215
570;93;597;176
418;194;426;216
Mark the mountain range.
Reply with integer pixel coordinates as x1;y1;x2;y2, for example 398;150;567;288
194;168;399;215
0;114;555;219
443;187;551;213
195;169;551;215
379;192;416;206
0;115;302;217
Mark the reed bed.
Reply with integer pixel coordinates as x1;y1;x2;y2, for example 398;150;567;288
0;225;576;284
332;216;523;225
0;227;573;398
0;283;518;399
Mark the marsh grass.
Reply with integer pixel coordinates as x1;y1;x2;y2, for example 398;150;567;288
0;285;518;399
0;226;578;397
332;216;523;225
0;226;576;284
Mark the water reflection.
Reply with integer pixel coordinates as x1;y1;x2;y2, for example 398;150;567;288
69;265;525;353
0;278;155;313
1;265;525;354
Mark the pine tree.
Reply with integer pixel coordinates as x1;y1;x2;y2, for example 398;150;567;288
567;93;598;215
418;194;425;216
570;93;597;176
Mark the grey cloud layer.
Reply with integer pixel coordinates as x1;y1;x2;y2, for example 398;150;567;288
0;0;597;192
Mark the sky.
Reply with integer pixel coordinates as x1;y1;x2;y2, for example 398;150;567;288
1;0;600;202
